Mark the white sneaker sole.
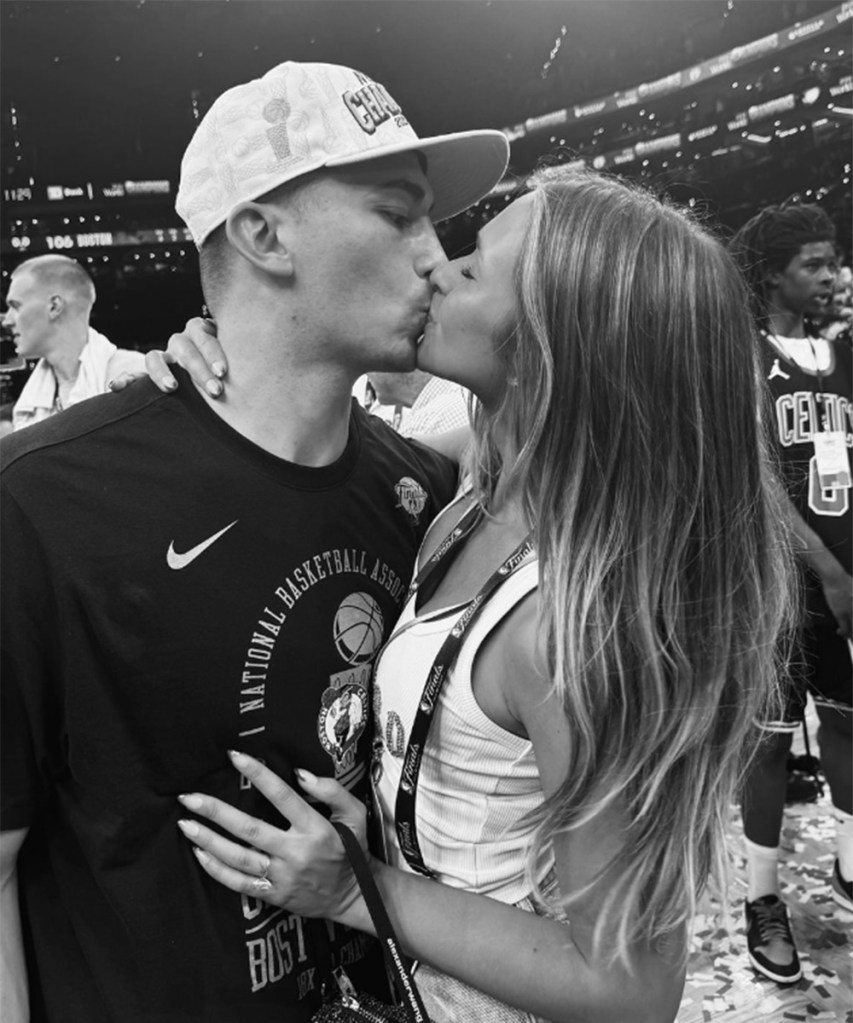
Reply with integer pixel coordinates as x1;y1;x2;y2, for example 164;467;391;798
831;883;853;913
747;950;803;985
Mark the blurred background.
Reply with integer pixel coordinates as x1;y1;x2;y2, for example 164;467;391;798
2;0;851;388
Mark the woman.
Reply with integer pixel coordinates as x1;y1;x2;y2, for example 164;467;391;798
164;166;794;1021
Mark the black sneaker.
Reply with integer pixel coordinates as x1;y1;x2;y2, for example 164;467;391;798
831;859;853;912
744;895;802;984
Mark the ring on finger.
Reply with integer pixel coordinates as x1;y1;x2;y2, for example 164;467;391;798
250;854;274;893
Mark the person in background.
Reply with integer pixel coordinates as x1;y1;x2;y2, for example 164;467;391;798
3;255;144;430
368;368;469;436
0;60;508;1022
0;403;14;439
729;202;853;985
162;165;795;1022
819;263;853;344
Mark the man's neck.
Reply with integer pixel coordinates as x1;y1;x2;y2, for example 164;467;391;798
192;346;356;466
46;327;88;383
767;304;805;339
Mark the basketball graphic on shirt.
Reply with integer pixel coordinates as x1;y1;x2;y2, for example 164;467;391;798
333;592;384;665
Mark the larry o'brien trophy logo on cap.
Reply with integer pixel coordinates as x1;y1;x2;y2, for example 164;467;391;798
318;592;384;786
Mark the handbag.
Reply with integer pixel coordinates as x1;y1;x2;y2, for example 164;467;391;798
311;821;431;1022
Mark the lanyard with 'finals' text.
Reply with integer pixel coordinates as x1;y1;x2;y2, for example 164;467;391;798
392;517;535;877
402;498;485;610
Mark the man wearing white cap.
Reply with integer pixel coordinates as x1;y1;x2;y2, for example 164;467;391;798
0;61;508;1022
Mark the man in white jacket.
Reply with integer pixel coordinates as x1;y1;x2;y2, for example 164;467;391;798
5;255;143;430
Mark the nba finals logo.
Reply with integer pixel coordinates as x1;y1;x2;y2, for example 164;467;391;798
318;592;384;785
394;477;428;524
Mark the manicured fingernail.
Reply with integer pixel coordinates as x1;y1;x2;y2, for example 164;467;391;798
163;377;177;391
212;362;227;378
178;793;203;810
228;750;249;765
294;768;317;785
193;847;211;865
108;380;118;391
206;379;223;397
177;819;199;837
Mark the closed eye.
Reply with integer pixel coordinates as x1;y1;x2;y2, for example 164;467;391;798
460;265;475;280
382;210;412;229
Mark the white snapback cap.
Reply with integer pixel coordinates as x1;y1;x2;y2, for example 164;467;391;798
176;61;511;247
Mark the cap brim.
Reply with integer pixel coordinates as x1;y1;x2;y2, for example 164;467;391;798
326;129;510;223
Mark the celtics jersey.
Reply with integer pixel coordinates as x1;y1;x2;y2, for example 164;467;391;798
763;333;852;597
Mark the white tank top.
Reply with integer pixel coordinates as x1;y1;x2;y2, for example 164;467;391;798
372;523;552;905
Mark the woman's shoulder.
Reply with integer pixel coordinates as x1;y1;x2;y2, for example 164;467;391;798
483;587;548;701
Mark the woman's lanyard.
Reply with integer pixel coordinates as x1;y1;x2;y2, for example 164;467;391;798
389;509;535;878
404;499;485;611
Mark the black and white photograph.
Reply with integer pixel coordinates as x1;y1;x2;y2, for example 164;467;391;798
1;3;851;1021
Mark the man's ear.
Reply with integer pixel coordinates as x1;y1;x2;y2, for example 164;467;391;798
225;202;294;278
47;294;64;320
764;268;783;293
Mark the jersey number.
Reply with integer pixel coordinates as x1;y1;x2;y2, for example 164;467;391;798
808;455;850;517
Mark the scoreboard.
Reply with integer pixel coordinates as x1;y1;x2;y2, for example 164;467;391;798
2;179;193;258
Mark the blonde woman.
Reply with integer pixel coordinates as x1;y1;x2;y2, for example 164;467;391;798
164;167;794;1021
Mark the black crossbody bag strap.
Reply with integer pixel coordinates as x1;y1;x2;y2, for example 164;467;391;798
332;822;430;1021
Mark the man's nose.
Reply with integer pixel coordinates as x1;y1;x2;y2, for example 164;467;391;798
427;258;454;294
413;221;447;279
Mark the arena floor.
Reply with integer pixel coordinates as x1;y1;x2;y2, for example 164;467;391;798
678;715;852;1022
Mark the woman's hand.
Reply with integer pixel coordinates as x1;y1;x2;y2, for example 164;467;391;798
176;751;370;929
109;317;228;396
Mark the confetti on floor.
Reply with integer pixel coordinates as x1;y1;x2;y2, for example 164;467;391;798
677;717;852;1022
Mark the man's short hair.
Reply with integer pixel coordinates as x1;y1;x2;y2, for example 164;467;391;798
12;254;97;309
197;175;315;314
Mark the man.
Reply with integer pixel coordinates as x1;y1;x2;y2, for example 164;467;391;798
729;204;853;985
4;255;144;430
368;368;470;436
0;61;508;1021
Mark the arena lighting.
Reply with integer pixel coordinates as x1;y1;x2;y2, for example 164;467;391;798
519;56;849;180
687;125;719;142
635;133;681;156
501;2;851;139
802;86;823;105
748;94;797;121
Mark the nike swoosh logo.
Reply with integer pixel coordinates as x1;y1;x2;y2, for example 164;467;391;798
167;520;238;570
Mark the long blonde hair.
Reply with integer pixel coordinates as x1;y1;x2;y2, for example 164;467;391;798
469;166;795;964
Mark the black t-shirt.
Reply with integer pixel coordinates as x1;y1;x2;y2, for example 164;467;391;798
1;373;456;1022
